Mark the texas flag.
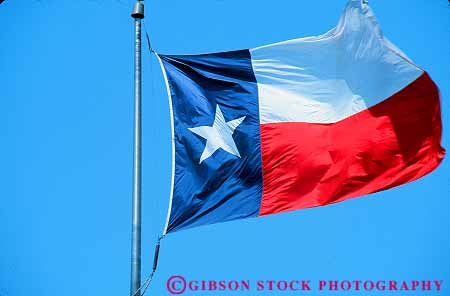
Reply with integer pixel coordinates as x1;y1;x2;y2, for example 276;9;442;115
157;0;445;234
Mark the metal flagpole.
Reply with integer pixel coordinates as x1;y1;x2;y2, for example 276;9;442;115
131;1;144;296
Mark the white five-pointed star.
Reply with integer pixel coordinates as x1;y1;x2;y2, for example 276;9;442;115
188;105;246;164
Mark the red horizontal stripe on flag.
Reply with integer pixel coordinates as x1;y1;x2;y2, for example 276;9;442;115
259;72;445;216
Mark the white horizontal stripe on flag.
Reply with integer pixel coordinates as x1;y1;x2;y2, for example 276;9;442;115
250;0;423;124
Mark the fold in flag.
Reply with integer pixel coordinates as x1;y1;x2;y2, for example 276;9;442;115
157;0;445;234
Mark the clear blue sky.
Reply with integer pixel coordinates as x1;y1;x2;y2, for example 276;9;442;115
1;0;449;295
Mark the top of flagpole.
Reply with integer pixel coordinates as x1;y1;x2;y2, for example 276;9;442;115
131;1;144;19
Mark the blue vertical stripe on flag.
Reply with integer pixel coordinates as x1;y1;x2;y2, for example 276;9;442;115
159;50;263;233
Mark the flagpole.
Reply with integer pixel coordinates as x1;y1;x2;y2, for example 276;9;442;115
131;1;144;296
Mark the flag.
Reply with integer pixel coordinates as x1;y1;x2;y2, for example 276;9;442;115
157;0;445;234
